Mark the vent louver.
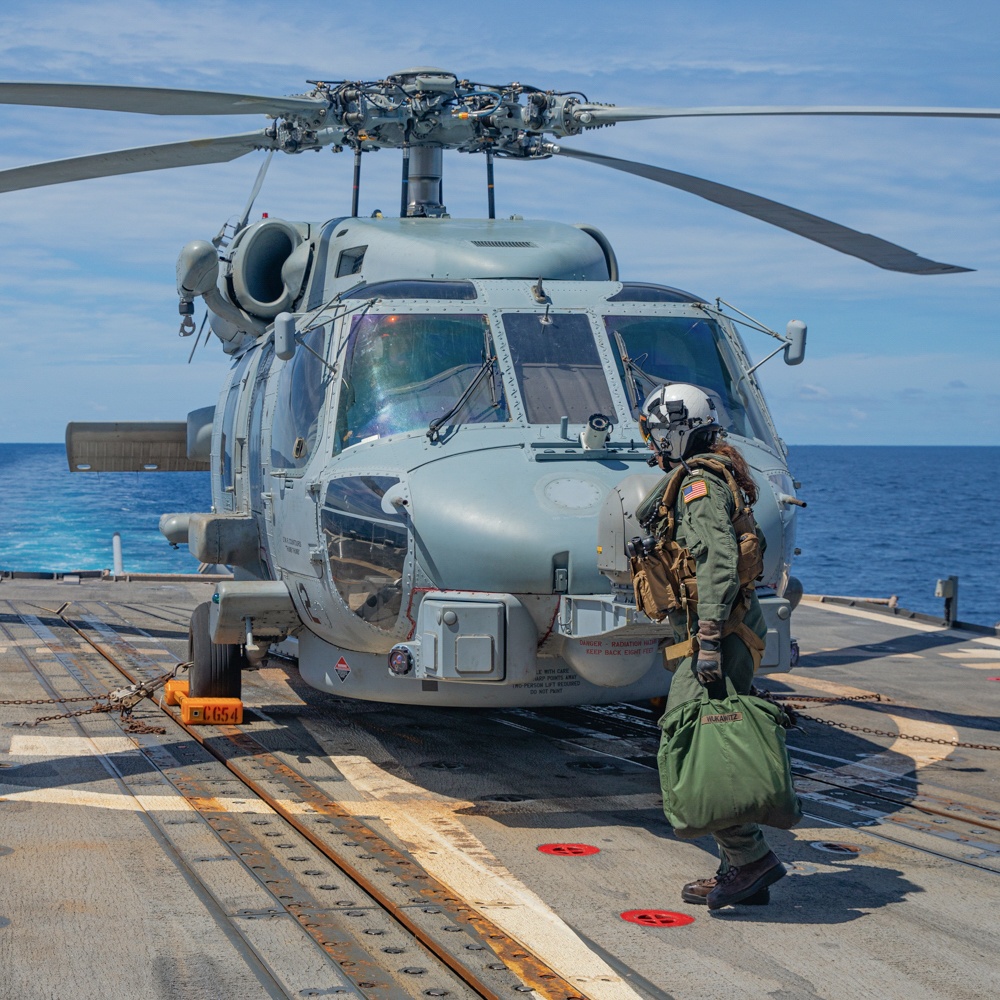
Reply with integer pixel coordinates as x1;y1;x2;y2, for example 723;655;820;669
470;240;538;248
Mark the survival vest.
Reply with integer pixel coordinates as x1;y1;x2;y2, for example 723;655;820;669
629;457;765;653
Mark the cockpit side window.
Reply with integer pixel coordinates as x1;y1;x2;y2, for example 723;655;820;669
334;313;507;452
322;476;407;630
502;312;615;424
270;326;331;471
604;315;769;440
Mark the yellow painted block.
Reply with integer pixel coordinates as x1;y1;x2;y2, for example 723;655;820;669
163;678;189;706
179;697;243;726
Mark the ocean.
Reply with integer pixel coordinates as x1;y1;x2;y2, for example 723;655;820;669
0;443;209;576
0;443;997;627
787;446;999;628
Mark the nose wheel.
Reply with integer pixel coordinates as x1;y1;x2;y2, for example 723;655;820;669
188;601;245;699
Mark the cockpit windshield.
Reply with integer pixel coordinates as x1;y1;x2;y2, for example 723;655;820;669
604;315;769;441
335;313;507;451
502;312;616;424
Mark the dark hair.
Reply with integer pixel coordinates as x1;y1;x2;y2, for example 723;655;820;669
682;428;759;505
710;440;758;505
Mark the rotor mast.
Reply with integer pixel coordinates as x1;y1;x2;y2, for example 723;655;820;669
404;146;445;217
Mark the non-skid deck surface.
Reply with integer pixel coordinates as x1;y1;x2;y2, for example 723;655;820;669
2;579;999;1000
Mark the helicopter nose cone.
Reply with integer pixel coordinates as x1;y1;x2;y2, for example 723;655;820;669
407;447;641;595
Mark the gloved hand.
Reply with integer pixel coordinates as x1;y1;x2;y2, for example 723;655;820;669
694;620;724;685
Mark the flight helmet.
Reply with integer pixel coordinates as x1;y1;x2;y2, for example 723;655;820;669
640;383;720;461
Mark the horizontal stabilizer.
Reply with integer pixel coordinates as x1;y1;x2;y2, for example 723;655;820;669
66;422;210;472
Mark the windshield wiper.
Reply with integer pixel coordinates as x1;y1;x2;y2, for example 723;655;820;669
426;354;501;443
612;330;660;411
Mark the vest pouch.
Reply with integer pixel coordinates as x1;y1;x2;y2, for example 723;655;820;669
630;554;673;622
662;635;696;673
733;513;764;586
629;540;696;621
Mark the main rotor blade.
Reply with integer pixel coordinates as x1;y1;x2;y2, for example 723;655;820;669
574;104;1000;125
238;149;275;230
0;82;328;118
0;131;275;194
557;147;971;275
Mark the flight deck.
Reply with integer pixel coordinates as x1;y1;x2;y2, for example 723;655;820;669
2;575;999;1000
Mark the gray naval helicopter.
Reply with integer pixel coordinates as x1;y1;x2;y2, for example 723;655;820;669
2;70;994;705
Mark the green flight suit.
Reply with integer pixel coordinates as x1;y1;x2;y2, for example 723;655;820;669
639;451;770;870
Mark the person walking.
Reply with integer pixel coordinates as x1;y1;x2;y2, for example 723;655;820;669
634;383;787;910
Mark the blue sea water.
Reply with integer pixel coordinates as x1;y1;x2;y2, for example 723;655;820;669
787;446;999;628
0;443;997;626
0;443;210;575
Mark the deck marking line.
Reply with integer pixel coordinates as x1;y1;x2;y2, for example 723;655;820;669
332;754;646;1000
805;600;1000;642
781;675;883;699
884;713;961;768
10;734;137;757
782;676;960;769
0;787;195;812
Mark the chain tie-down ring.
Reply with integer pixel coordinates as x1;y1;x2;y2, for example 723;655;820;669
12;667;183;735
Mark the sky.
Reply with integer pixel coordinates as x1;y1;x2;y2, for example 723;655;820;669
0;0;997;445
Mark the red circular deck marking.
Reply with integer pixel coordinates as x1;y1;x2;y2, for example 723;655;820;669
620;910;695;928
537;843;600;856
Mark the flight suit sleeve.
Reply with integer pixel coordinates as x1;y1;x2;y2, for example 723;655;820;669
681;473;741;623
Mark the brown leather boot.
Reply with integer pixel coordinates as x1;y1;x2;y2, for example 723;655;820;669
706;851;786;910
681;876;770;905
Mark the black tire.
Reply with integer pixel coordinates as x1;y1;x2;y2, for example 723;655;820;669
188;601;243;699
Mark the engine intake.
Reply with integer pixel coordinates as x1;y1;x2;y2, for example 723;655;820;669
230;219;311;318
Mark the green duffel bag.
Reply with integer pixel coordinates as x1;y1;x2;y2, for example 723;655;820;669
658;678;802;839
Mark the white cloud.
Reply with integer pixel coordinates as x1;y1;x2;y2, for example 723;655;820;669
799;383;831;399
757;352;1000;444
0;0;996;442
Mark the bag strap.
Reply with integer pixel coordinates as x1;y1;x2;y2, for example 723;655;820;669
653;466;687;539
700;675;740;703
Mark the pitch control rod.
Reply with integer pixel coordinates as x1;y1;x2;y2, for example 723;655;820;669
351;147;361;217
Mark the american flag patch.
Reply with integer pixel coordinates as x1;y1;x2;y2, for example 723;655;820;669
682;480;708;503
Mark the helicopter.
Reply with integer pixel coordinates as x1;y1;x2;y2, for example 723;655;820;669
2;69;995;706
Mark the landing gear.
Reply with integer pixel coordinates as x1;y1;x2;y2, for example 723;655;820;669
188;601;244;699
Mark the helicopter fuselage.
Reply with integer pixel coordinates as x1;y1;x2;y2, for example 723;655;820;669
179;215;799;707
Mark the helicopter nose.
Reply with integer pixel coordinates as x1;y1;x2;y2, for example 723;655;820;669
406;448;622;595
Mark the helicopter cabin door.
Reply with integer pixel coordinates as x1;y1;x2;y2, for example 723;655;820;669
216;349;256;515
246;344;276;577
244;344;274;518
